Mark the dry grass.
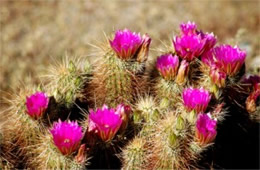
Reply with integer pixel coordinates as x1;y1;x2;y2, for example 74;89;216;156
0;0;259;110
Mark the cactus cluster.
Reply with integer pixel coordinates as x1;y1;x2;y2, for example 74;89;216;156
1;22;259;169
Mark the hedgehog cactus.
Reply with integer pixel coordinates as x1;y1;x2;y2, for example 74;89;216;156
90;29;151;108
1;21;259;169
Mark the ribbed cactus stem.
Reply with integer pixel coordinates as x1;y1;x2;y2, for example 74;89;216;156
148;112;193;169
155;77;183;109
91;51;146;108
121;136;148;170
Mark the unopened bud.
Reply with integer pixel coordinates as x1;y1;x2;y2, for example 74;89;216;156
176;115;185;130
246;87;260;113
136;34;152;62
168;132;177;147
75;144;86;164
175;60;189;85
210;68;226;88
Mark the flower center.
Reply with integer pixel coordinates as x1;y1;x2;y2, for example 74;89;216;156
64;139;70;143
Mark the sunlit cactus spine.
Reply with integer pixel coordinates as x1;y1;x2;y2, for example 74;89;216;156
90;29;151;108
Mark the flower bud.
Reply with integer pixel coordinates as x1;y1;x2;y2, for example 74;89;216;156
75;144;86;164
136;34;152;62
246;85;260;113
175;59;189;85
209;68;227;88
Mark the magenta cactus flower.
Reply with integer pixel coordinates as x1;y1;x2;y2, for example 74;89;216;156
180;21;197;35
89;105;123;142
173;22;216;61
182;87;211;113
196;113;217;145
156;54;180;80
109;29;151;61
202;45;246;76
199;31;217;53
26;91;49;119
50;120;83;155
173;34;206;61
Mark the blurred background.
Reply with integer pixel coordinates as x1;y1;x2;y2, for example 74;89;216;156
0;0;259;110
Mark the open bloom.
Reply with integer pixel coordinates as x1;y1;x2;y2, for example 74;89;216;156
173;21;216;61
182;87;211;113
89;105;123;142
50;120;83;155
156;54;179;80
110;29;151;61
26;92;49;119
180;21;197;35
202;45;246;76
196;113;217;145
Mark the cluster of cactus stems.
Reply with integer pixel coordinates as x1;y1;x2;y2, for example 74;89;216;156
1;21;259;169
